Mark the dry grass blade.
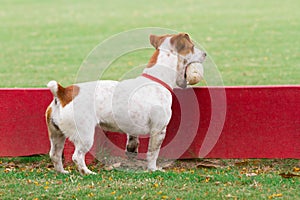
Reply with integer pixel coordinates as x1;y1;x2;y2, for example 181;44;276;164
196;160;223;169
234;160;250;166
279;172;300;178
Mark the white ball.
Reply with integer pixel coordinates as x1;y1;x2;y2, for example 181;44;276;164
186;62;204;85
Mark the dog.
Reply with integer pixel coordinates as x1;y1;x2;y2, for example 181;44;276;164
45;33;206;174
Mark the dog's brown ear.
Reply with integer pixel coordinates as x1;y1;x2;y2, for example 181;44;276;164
183;33;192;42
149;34;160;49
150;34;169;49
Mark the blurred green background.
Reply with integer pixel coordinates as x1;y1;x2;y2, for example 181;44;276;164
0;0;299;87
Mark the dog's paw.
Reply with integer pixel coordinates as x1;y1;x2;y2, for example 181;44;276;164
88;171;97;175
61;170;70;174
147;169;165;172
157;167;165;172
85;170;97;175
79;168;97;175
154;167;166;172
147;166;165;172
56;168;69;174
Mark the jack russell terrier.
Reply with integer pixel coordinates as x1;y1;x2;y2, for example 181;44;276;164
46;33;206;175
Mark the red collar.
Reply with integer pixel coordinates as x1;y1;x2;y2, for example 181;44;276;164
141;73;173;93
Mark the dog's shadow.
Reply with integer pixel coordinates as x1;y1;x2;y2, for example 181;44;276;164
98;156;173;172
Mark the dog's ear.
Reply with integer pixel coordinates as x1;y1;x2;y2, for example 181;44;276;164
171;33;194;54
149;34;168;49
149;34;160;49
183;33;192;42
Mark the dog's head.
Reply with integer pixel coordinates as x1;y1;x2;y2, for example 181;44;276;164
149;33;206;88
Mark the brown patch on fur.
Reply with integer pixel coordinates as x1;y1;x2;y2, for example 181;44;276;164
183;59;187;65
147;49;160;68
170;33;194;56
56;84;80;107
45;106;52;137
46;106;52;125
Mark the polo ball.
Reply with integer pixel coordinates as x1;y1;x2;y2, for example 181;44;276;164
186;62;204;85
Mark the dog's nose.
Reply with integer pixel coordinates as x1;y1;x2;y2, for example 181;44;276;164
203;52;207;57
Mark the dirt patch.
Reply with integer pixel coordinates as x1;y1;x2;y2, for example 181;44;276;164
97;156;227;172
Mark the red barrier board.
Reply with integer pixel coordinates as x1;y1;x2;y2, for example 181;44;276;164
0;89;52;157
0;86;299;162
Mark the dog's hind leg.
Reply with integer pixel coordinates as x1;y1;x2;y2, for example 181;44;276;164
126;135;139;159
48;124;68;174
46;106;68;174
71;127;96;175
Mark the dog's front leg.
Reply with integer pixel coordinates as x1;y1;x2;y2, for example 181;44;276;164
72;146;96;175
147;128;166;171
71;130;96;175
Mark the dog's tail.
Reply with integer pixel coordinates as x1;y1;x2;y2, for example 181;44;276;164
47;80;59;97
46;81;61;133
47;81;80;107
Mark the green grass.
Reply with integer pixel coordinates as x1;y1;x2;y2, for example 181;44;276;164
0;156;299;199
0;0;299;87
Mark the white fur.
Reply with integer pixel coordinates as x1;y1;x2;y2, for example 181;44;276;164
46;34;206;174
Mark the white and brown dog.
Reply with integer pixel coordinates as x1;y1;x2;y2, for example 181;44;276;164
46;33;206;175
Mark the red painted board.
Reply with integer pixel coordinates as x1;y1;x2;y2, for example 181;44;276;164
183;86;300;159
0;87;299;162
0;89;52;157
62;86;300;164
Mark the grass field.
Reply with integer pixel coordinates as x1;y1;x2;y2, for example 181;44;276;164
1;0;300;87
0;0;299;199
0;156;299;200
